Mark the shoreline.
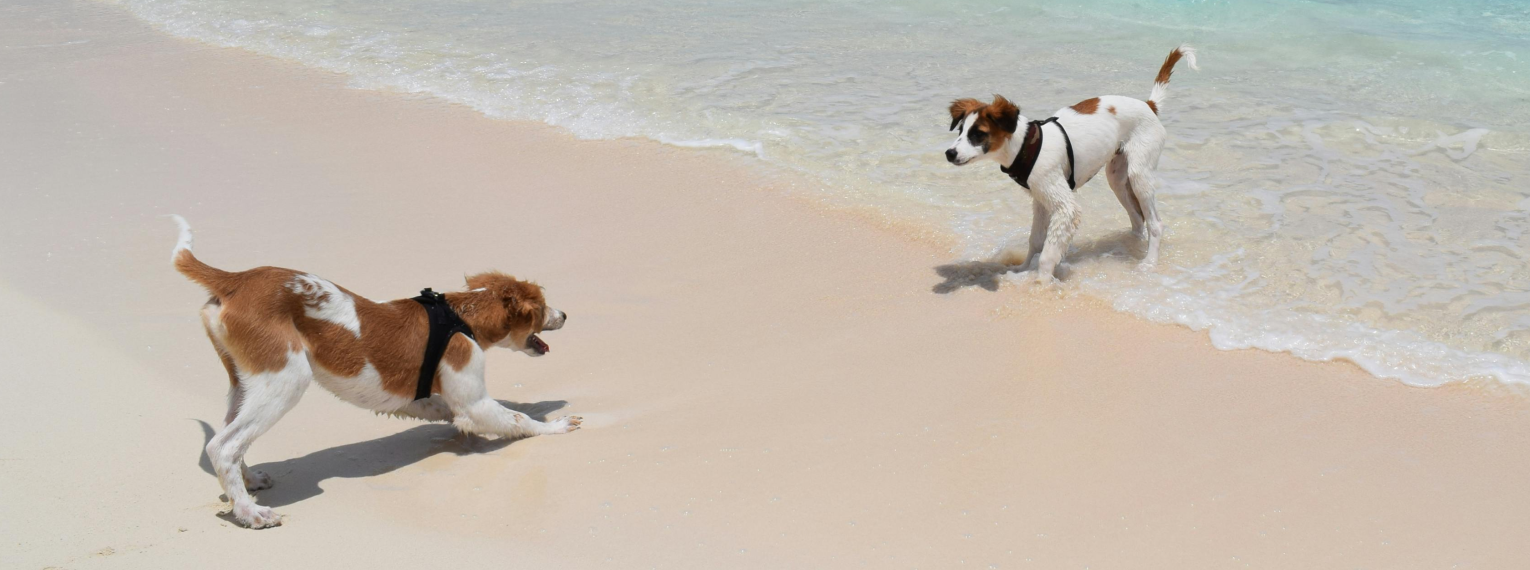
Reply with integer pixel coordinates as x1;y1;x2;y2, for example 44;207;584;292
3;1;1529;568
106;0;1530;390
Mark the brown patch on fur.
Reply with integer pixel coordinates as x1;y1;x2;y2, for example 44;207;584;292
186;264;306;375
1107;105;1117;115
353;300;431;396
1156;48;1185;85
218;323;302;374
1070;97;1100;114
1146;100;1158;115
297;318;368;377
441;335;476;373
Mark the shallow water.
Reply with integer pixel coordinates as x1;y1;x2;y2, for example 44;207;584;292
113;0;1530;386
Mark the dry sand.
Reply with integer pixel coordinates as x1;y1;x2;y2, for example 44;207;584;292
3;1;1528;568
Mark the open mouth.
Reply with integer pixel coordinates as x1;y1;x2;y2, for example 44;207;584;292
527;333;550;355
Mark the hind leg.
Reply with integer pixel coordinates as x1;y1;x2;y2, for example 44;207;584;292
1107;152;1145;238
224;384;275;492
205;351;311;528
1123;126;1169;269
1127;166;1164;269
208;334;273;492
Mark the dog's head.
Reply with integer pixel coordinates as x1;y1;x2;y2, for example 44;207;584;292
463;271;566;357
946;95;1020;166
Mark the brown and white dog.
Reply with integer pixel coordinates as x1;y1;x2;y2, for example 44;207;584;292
170;216;578;529
946;45;1198;281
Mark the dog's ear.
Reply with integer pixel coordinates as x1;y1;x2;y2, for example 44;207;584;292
465;271;545;319
465;271;508;295
504;281;545;321
987;95;1020;134
949;98;984;131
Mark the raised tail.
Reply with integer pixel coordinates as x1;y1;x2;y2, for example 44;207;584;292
1146;44;1198;115
169;215;233;293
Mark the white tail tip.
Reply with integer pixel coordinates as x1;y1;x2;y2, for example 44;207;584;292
169;214;193;264
1179;44;1200;71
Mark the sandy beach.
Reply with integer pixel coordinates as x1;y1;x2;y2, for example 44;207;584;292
3;1;1529;568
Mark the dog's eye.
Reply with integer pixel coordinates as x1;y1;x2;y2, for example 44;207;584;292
969;130;988;144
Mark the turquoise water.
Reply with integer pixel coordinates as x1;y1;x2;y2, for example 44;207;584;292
114;0;1530;386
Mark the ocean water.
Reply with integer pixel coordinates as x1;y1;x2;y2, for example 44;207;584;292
112;0;1530;386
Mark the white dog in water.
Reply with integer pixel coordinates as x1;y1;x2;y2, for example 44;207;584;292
945;45;1198;281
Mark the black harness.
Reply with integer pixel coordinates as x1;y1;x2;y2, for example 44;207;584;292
999;116;1077;191
411;288;476;401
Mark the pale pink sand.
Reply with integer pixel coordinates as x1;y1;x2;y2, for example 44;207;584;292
2;2;1527;568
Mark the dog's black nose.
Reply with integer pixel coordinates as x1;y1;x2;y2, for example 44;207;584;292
562;311;569;322
945;148;958;163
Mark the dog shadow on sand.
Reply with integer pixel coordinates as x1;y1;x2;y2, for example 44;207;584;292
195;399;566;509
931;230;1145;294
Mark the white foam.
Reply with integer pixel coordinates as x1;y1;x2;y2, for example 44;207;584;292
1413;128;1491;161
1087;252;1530;387
655;136;766;158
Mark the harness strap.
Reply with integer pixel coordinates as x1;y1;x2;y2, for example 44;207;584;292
999;116;1077;191
411;288;476;401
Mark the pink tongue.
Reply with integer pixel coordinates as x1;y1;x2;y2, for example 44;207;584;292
529;334;550;354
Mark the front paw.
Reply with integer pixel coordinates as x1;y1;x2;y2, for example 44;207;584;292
244;470;273;492
232;502;282;529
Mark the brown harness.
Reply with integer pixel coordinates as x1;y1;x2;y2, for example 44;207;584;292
999;117;1077;191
